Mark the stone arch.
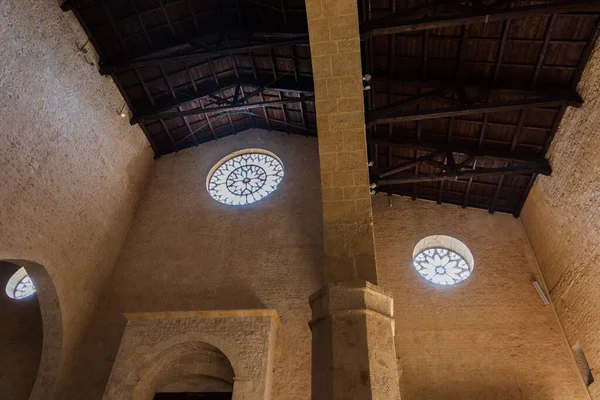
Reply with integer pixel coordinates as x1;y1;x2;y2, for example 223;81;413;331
131;341;235;400
2;259;62;400
129;330;248;380
103;311;278;400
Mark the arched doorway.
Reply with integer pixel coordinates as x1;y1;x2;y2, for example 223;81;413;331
103;311;278;400
132;341;234;400
0;259;62;400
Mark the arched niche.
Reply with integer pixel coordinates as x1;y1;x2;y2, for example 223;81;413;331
0;259;62;400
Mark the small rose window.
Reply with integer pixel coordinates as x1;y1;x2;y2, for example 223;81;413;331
207;149;284;206
5;267;36;299
412;235;474;286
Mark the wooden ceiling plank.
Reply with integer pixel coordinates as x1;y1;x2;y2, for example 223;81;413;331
158;0;177;38
240;86;256;129
510;110;527;152
198;98;218;140
490;167;507;213
362;0;600;36
129;0;153;46
571;16;600;87
188;0;198;29
159;119;177;152
411;155;419;200
512;173;538;217
270;48;290;133
101;3;129;52
462;160;477;209
511;14;557;153
492;19;511;83
259;92;272;131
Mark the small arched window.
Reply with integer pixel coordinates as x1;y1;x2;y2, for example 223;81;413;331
412;235;474;286
207;149;284;206
5;267;36;299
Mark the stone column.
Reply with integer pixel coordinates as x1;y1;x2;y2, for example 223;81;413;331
305;0;402;398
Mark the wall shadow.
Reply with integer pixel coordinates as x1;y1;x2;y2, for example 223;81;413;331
1;259;62;400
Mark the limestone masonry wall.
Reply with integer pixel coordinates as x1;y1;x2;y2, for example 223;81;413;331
0;0;154;397
521;38;600;399
68;128;591;399
373;196;588;400
68;130;324;400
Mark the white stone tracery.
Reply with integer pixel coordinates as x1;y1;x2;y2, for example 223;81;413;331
412;235;474;286
207;150;284;206
5;267;37;299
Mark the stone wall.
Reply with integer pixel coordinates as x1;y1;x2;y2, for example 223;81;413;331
373;196;588;399
0;263;43;400
520;39;600;399
64;127;593;400
0;0;154;397
67;130;324;400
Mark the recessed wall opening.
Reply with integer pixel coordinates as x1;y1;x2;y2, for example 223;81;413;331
572;343;594;386
0;261;43;399
141;341;234;400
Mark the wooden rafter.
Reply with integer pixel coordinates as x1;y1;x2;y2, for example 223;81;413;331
132;74;314;123
100;37;309;74
367;88;582;125
362;0;600;36
368;138;550;164
139;96;314;122
373;162;550;186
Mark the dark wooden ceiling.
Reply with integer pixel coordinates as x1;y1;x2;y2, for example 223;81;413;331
63;0;600;216
62;0;316;155
360;0;600;216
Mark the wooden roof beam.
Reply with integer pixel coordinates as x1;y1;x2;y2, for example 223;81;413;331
139;96;314;122
131;74;314;124
369;76;579;95
367;89;582;124
362;0;600;36
373;161;551;187
367;138;550;164
99;37;309;74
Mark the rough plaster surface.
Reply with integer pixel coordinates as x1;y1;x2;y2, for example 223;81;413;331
521;39;600;399
0;263;43;400
103;311;278;400
68;130;324;400
373;196;588;399
0;0;153;397
521;36;600;399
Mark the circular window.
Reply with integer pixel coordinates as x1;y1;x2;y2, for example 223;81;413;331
5;267;36;299
207;149;284;206
412;236;474;286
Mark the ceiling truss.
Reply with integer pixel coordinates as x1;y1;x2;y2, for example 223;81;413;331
361;0;600;36
361;0;600;215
